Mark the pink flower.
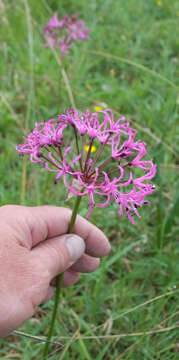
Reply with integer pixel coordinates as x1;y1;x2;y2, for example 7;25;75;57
16;109;156;223
43;13;89;56
16;119;66;163
44;13;63;29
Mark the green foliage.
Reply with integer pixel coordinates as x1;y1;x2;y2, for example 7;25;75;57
0;0;178;359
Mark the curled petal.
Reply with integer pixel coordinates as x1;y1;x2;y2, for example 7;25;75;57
97;194;111;208
117;171;133;187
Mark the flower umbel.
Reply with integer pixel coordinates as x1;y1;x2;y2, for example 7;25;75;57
43;13;89;55
16;109;156;223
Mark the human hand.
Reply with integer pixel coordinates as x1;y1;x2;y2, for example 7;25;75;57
0;205;110;337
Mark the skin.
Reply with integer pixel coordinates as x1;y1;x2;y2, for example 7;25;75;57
0;205;110;337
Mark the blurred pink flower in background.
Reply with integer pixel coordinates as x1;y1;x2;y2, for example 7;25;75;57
16;109;156;223
43;13;89;55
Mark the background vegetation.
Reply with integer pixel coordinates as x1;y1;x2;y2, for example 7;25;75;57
0;0;178;358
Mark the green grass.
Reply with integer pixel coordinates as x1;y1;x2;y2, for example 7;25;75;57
0;0;179;358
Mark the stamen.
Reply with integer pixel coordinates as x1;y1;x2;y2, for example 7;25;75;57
62;139;79;172
81;134;85;167
72;124;83;171
45;146;63;165
56;145;64;161
40;154;61;169
51;144;63;161
91;133;111;171
98;156;113;171
83;138;94;172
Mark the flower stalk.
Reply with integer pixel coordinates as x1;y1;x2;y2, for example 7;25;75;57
42;195;82;359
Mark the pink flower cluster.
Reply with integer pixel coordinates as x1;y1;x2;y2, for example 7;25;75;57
16;109;156;223
43;13;89;55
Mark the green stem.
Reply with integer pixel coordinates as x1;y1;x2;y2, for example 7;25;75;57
42;273;63;359
67;196;82;234
42;196;82;359
48;43;76;108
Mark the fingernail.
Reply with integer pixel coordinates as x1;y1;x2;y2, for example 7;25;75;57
66;235;85;264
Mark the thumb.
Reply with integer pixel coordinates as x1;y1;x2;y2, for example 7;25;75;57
32;234;85;280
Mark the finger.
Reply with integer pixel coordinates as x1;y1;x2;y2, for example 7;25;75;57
63;269;80;287
70;254;100;273
32;234;85;280
29;206;110;257
50;270;79;288
1;205;110;257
